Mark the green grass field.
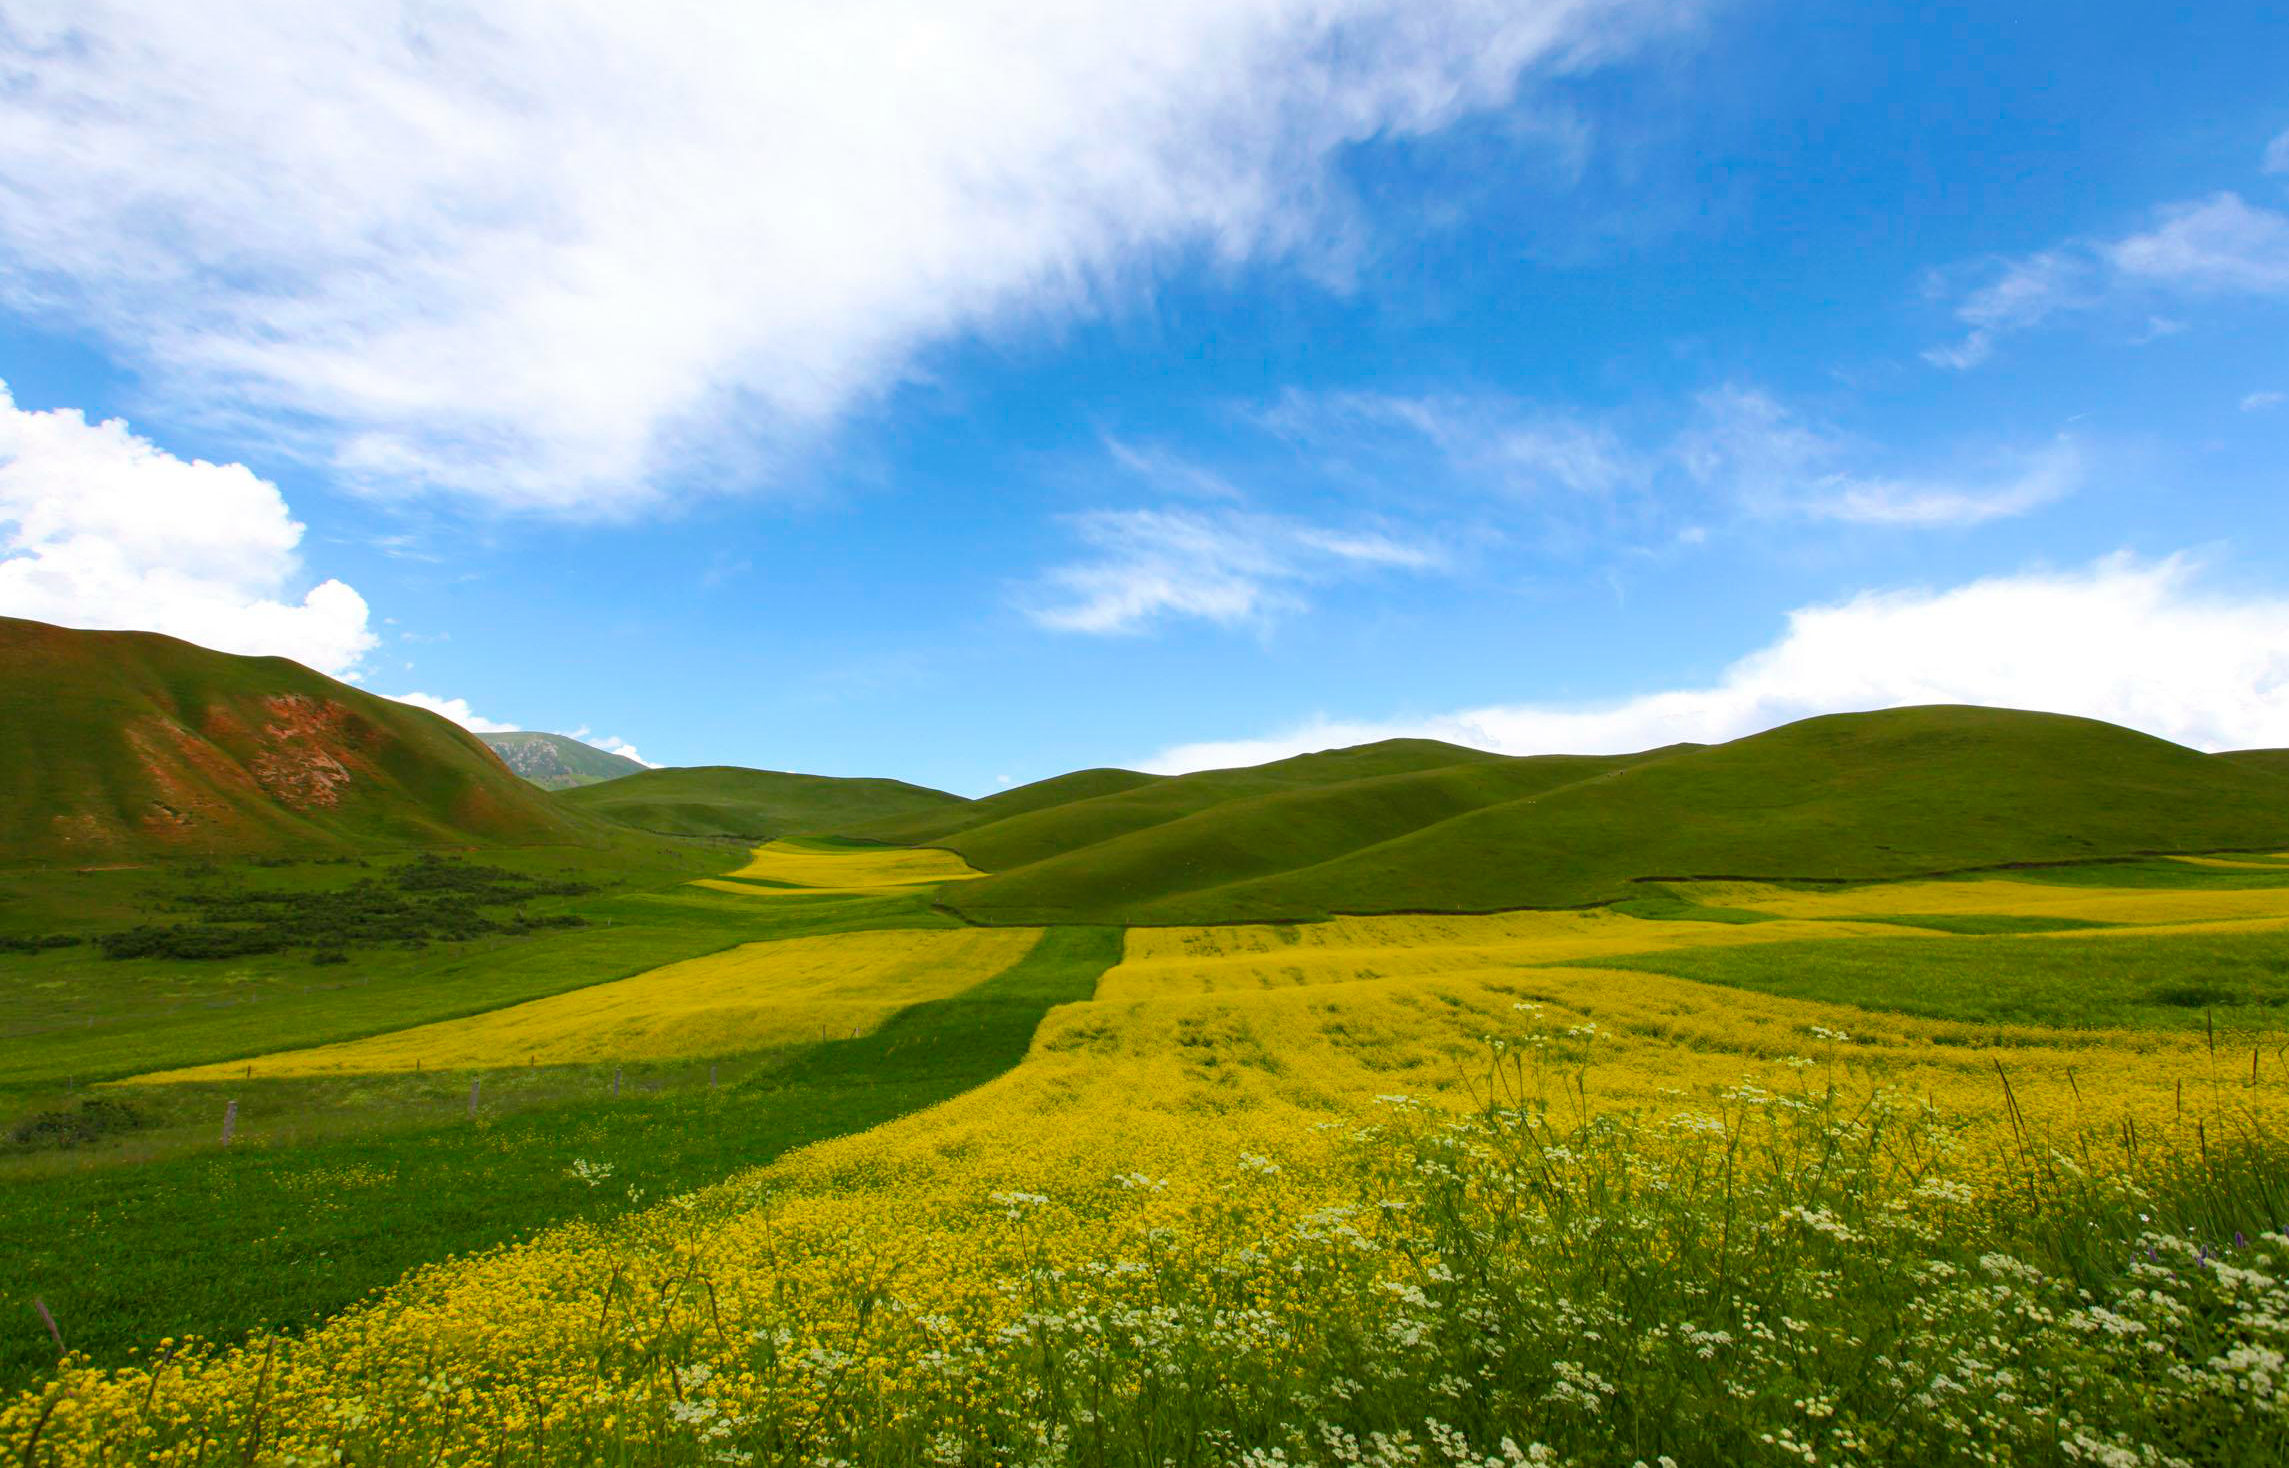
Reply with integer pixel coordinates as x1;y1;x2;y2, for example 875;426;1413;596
1598;923;2289;1031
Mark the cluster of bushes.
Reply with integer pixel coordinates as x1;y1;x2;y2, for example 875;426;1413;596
5;1097;148;1153
94;856;594;963
0;933;82;955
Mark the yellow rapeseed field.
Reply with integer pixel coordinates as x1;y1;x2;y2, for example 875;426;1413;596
15;857;2289;1463
2166;852;2289;870
1674;875;2289;926
710;839;983;893
1104;908;1895;1000
135;927;1042;1081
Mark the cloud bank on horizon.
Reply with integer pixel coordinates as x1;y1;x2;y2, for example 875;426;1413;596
1144;556;2289;773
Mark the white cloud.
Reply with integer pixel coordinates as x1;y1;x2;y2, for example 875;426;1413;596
0;380;376;676
1264;390;1646;497
2107;193;2289;294
590;735;661;769
0;1;1681;512
1143;554;2289;771
2267;129;2289;175
1028;506;1438;634
1675;387;2079;526
384;704;663;766
1920;250;2091;369
1258;385;2077;530
1931;189;2289;368
387;692;517;734
2243;391;2286;413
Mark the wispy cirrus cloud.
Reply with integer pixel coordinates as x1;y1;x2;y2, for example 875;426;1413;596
1026;506;1439;635
1926;137;2289;369
1144;553;2289;771
1679;387;2082;527
0;0;1687;514
1262;384;2081;530
1259;389;1649;498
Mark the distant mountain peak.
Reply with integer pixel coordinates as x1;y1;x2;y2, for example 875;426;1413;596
476;731;647;791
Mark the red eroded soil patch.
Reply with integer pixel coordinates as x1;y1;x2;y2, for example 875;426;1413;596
248;695;382;809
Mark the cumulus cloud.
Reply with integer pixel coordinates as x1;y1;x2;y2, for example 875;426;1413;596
0;1;1681;511
1028;506;1438;634
590;735;660;769
387;692;517;734
1930;186;2289;368
1143;554;2289;771
0;381;376;676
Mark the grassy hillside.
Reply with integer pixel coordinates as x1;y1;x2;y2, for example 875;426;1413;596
0;617;591;863
946;707;2289;924
478;731;647;790
559;765;964;839
838;767;1162;845
937;750;1667;926
2219;748;2289;779
934;738;1507;873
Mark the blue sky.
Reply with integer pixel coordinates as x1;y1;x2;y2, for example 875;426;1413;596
1;0;2286;794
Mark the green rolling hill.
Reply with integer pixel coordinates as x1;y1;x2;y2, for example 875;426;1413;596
0;616;591;863
478;731;648;790
938;707;2289;925
557;765;965;839
2220;748;2289;780
925;739;1510;874
838;767;1163;845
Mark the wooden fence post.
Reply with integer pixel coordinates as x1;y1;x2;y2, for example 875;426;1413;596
220;1099;238;1146
468;1079;481;1116
33;1298;62;1352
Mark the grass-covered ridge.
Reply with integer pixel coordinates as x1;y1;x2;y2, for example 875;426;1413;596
944;706;2289;923
0;616;600;862
559;764;965;839
922;737;1514;874
837;766;1164;845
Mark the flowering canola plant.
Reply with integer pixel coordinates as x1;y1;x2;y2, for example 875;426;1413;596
136;927;1041;1081
715;841;985;892
11;868;2289;1465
